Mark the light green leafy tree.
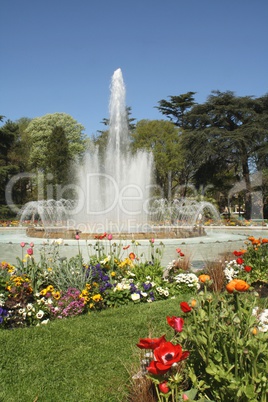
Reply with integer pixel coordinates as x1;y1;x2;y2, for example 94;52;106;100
25;113;86;198
131;119;184;199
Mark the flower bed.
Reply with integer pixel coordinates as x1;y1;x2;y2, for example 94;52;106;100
1;234;268;400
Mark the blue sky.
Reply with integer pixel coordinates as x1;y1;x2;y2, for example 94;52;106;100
1;0;268;137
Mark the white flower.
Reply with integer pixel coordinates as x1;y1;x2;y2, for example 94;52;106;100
140;292;147;297
56;238;63;245
36;310;45;319
41;319;49;325
27;303;34;311
131;293;141;301
100;255;111;264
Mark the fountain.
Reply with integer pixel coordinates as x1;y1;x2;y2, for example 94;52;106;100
18;68;221;239
71;68;154;234
149;199;221;227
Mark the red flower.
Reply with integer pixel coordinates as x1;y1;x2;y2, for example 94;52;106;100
180;301;192;313
136;334;166;350
233;250;243;256
129;252;136;260
20;242;25;248
176;248;181;253
147;341;189;375
123;245;130;250
179;252;185;257
166;316;184;333
236;258;244;265
158;381;170;394
94;232;107;240
244;265;252;272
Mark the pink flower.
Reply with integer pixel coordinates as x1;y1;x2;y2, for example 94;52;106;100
182;394;189;400
166;316;184;333
27;247;33;256
20;242;25;248
150;238;155;244
107;234;113;241
75;234;80;240
29;242;34;247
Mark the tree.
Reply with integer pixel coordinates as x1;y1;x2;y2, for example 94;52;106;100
180;91;268;219
46;126;72;198
26;113;86;171
0;120;20;214
155;92;196;127
131;120;184;198
25;113;86;198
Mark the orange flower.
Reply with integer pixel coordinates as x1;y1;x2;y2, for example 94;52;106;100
252;239;261;245
226;279;250;293
261;238;268;244
199;274;211;283
190;299;197;307
129;252;136;260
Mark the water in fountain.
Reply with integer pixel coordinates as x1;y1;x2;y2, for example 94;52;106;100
149;199;221;226
18;199;75;227
72;68;154;233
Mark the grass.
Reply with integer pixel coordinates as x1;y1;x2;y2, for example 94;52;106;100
0;297;187;402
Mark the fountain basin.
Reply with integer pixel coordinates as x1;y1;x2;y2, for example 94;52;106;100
26;225;206;240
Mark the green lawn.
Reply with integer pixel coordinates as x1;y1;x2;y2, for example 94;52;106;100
0;298;184;402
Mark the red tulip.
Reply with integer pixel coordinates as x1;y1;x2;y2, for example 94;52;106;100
166;316;184;333
244;265;252;272
136;334;166;350
236;258;244;265
180;301;192;313
158;381;170;394
147;341;189;375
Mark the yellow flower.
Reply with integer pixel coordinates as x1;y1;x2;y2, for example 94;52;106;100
92;294;103;302
93;282;98;287
46;285;54;292
47;267;52;272
86;284;91;290
40;289;47;296
89;303;94;309
111;271;116;277
252;327;258;335
52;291;61;300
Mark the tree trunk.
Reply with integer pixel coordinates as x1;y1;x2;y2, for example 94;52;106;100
242;159;252;220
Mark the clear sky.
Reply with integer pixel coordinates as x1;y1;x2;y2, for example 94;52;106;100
1;0;268;137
